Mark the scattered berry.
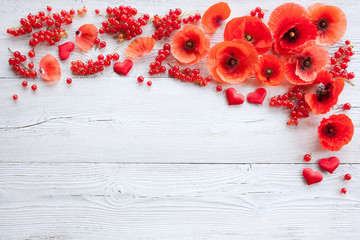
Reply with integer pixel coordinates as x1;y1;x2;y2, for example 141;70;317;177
66;78;72;84
22;81;28;87
31;84;37;91
303;154;311;162
147;80;152;86
137;76;144;82
343;103;351;110
216;85;222;91
13;94;18;100
344;174;352;180
341;188;347;194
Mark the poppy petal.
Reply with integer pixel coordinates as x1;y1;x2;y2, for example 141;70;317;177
125;37;156;59
75;24;98;52
39;54;61;82
307;3;347;46
201;2;231;33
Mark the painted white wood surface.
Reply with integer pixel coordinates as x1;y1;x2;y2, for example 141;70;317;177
0;0;359;239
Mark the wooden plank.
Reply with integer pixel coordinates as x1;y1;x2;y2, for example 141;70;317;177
0;163;359;239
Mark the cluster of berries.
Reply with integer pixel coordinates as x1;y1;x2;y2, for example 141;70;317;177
29;28;67;47
70;53;120;75
182;13;201;24
269;85;310;125
329;40;355;81
250;6;264;18
152;8;183;40
8;50;37;78
93;38;107;48
98;6;149;41
168;65;212;87
148;43;171;75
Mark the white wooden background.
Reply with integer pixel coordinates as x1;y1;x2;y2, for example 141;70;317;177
0;0;359;239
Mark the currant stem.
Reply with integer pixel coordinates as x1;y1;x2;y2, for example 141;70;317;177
345;79;355;86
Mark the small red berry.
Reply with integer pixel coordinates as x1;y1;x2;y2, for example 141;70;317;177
99;41;106;48
216;85;222;91
31;85;37;91
257;11;264;18
344;174;352;180
66;78;72;84
250;10;256;17
28;50;35;58
340;62;348;69
255;6;262;12
22;81;28;87
47;6;52;11
333;65;341;72
95;9;100;14
334;51;342;58
345;40;351;45
147;80;152;86
303;154;311;162
13;94;18;100
296;92;303;100
330;57;337;65
347;72;355;79
137;76;144;82
341;188;347;194
343;103;351;110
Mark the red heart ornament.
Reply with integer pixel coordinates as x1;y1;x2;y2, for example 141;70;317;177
318;156;340;174
58;42;75;60
247;88;267;104
226;88;245;105
303;168;323;185
114;59;133;76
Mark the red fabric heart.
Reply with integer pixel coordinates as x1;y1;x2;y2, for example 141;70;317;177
318;156;340;174
114;60;133;76
226;88;245;105
247;88;267;104
58;42;75;60
303;168;323;185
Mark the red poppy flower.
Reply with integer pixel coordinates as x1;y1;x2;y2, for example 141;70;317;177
206;40;258;84
307;3;347;46
39;54;61;82
125;37;156;59
201;2;231;33
255;55;284;86
224;16;272;54
284;45;329;85
75;24;98;52
318;114;354;151
268;3;317;55
171;25;210;65
305;71;344;115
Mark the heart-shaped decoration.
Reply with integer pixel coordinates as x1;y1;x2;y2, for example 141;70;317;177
303;168;323;185
226;88;245;105
318;156;340;174
114;59;133;76
247;88;267;104
58;42;75;60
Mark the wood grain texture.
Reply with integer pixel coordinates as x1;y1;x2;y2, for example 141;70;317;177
0;163;359;239
0;0;359;239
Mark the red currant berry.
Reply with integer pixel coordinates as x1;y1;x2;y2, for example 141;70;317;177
147;80;152;86
22;81;28;87
333;65;341;72
303;154;311;162
95;9;100;14
341;188;347;194
66;78;72;84
334;51;342;58
28;50;35;58
250;10;256;17
31;85;37;91
347;72;355;79
340;62;348;69
47;6;52;11
343;103;351;110
296;92;303;99
345;40;351;45
255;6;262;12
216;85;222;91
257;11;264;18
330;57;337;65
344;174;352;180
28;62;34;69
100;41;106;48
13;94;18;100
137;76;144;83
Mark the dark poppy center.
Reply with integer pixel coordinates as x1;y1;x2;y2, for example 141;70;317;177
317;18;329;31
184;39;195;50
283;27;298;42
244;33;255;43
301;57;312;70
316;83;333;102
324;124;337;137
265;68;273;77
227;57;239;68
75;30;80;35
213;15;223;26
